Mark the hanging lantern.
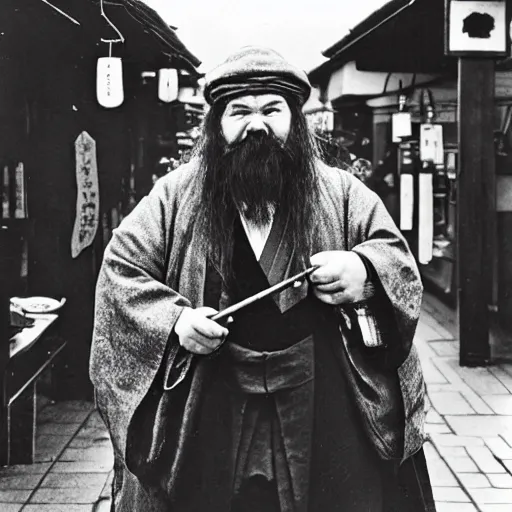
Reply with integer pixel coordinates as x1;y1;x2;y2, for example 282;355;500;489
96;57;124;108
158;68;179;103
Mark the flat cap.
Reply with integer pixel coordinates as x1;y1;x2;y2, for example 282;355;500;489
204;46;311;106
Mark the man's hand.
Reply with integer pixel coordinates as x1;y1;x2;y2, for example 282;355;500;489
309;251;368;305
174;307;229;355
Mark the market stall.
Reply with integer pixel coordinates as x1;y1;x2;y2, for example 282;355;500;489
309;0;512;364
0;0;201;442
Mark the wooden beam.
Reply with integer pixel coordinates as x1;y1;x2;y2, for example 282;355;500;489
457;58;495;366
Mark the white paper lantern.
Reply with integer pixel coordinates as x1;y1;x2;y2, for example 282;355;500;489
96;57;124;108
158;68;179;103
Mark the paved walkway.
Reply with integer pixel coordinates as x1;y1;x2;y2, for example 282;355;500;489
0;304;511;511
417;308;512;511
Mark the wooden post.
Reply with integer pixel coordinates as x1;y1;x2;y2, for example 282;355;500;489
457;58;495;366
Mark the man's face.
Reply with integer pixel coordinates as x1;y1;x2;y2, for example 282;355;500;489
221;94;292;145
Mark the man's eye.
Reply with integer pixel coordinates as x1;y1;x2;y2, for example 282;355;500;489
264;108;280;115
231;110;249;117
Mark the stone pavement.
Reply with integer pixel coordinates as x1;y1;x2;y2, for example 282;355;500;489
0;303;511;511
0;401;113;512
417;304;512;512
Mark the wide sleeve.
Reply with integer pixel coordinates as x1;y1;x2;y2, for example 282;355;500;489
89;177;191;460
343;173;423;360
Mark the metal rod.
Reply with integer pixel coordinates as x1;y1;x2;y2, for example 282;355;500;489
211;266;317;322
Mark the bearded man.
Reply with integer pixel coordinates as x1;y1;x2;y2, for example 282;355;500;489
90;47;435;512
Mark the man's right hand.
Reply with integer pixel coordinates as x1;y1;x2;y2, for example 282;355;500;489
174;307;229;355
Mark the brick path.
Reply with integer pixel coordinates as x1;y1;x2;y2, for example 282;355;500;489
0;402;113;511
0;304;511;511
417;309;512;512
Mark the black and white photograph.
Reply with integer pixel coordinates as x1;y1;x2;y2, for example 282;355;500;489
1;0;512;511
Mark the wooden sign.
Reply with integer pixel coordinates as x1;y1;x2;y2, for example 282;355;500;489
71;132;99;258
445;0;509;57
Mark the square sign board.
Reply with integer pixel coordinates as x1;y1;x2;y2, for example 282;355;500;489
445;0;509;57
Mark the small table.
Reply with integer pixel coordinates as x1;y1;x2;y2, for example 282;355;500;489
1;313;66;465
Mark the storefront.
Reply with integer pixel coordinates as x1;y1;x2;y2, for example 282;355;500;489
309;0;512;364
0;0;201;432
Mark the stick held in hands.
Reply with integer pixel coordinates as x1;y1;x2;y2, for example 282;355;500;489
211;266;317;323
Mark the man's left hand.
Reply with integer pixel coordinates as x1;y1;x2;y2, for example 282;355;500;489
309;251;368;305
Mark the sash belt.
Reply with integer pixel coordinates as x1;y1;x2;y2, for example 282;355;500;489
224;336;315;512
225;335;314;394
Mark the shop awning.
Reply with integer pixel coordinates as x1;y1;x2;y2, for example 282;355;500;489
0;0;201;73
309;0;454;84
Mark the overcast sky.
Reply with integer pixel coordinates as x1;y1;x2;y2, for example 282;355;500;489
142;0;388;74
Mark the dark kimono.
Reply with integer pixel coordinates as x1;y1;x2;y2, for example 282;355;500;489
90;159;434;511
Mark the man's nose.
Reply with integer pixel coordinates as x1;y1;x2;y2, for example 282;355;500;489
245;114;269;135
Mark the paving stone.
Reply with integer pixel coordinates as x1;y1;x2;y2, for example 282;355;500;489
431;359;495;414
466;487;512;504
426;460;459;487
429;340;459;357
415;321;446;342
0;505;23;512
481;395;512;415
502;459;512;473
68;436;111;449
24;505;93;511
424;442;459;487
95;498;112;512
40;472;110;489
37;422;82;437
433;504;478;512
426;423;452;434
39;407;90;425
30;486;102;504
420;357;448;384
432;486;471;502
84;412;107;429
34;434;70;463
418;312;455;340
55;401;95;412
100;471;114;499
429;391;477;415
479;506;512;512
446;360;510;396
0;489;32;502
430;434;484;447
457;473;491;489
0;473;44;490
426;408;445;424
485;437;512;460
444;455;480;473
487;473;512;489
445;416;512;437
59;447;114;465
427;384;457;393
466;446;506;474
436;445;469;457
50;461;113;473
74;425;109;440
0;462;52;476
489;366;512;394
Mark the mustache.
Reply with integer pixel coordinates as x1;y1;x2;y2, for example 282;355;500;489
222;130;286;156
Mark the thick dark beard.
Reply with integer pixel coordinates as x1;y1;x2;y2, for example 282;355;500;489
220;131;290;226
196;99;319;289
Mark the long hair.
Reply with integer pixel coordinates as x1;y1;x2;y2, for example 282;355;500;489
195;97;320;288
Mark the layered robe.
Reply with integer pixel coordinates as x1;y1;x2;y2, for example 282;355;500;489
90;159;433;511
